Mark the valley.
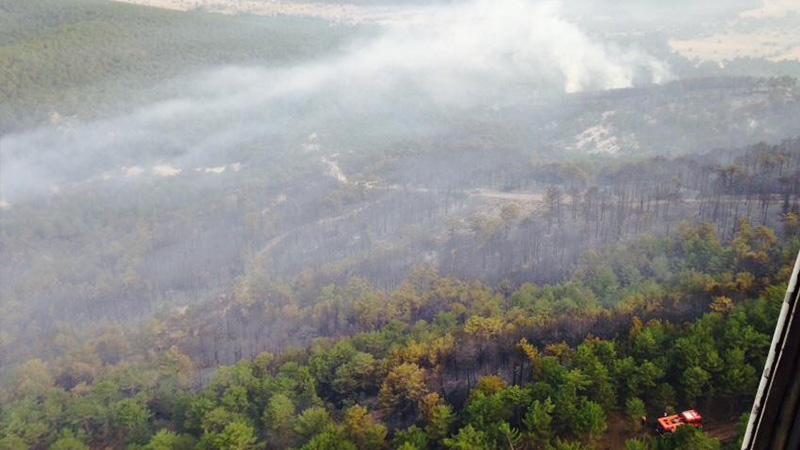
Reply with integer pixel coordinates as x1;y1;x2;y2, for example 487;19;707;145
1;1;799;449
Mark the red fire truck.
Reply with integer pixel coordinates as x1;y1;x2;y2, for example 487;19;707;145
656;409;703;434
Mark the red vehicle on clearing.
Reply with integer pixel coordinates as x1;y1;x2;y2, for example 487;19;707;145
656;409;703;434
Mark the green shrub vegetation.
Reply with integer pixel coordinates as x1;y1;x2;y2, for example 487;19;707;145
1;219;794;449
0;0;350;132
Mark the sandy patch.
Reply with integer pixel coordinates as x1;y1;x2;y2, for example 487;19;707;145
322;157;348;183
740;0;800;19
152;165;182;177
575;124;620;155
196;165;227;174
110;0;400;23
670;28;800;63
125;166;145;177
670;0;800;63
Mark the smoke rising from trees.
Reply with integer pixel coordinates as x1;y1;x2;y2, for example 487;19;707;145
0;0;671;203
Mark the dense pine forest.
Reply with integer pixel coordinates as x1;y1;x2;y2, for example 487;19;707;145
3;1;800;449
0;0;350;133
1;216;796;449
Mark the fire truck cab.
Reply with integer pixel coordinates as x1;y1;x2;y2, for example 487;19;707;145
656;409;703;434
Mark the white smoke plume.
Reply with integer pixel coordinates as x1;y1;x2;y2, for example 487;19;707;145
0;0;671;202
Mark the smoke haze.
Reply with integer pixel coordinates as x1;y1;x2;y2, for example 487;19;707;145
0;0;672;203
